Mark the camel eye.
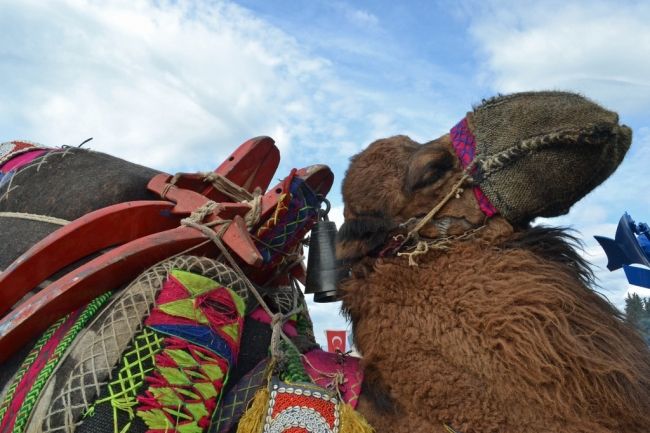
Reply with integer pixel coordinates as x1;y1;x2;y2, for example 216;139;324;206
409;153;454;191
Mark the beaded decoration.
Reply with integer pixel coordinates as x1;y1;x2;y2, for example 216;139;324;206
264;378;340;433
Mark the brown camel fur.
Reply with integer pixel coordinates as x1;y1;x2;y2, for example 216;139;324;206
336;129;650;431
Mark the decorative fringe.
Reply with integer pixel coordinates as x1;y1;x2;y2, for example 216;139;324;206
236;387;269;433
339;402;374;433
235;387;374;433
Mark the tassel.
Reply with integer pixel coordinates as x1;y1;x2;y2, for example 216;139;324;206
339;402;374;433
236;387;269;433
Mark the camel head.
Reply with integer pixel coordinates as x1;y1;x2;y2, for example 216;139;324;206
337;91;632;264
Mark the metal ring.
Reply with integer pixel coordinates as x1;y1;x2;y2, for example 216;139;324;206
317;195;331;217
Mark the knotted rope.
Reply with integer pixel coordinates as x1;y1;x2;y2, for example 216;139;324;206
201;172;254;202
165;172;264;229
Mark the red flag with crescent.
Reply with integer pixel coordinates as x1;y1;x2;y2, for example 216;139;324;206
325;330;347;353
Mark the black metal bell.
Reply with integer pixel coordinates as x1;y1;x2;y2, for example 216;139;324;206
305;201;347;302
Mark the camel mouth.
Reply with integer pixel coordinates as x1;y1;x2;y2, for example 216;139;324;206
336;214;396;263
430;216;476;237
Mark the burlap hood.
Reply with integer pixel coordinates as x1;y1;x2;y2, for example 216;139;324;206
465;91;631;224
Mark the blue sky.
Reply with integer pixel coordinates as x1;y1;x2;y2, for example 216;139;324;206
2;0;649;347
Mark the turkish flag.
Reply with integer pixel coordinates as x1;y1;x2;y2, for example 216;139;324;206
325;330;347;353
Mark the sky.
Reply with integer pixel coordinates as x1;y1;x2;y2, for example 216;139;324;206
2;0;649;348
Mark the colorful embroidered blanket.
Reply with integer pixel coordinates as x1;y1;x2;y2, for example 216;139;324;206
76;270;245;433
0;141;50;175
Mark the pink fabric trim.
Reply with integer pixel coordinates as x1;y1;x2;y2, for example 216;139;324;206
0;311;80;432
302;349;363;408
1;150;48;172
449;118;498;217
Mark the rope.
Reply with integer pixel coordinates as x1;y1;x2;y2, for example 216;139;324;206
397;225;485;267
300;353;346;401
201;172;254;203
404;165;474;241
397;240;431;266
180;203;302;363
164;172;263;229
394;161;488;266
0;212;69;226
243;191;263;228
478;127;583;176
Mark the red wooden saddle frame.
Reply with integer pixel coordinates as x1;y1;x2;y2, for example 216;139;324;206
0;136;333;362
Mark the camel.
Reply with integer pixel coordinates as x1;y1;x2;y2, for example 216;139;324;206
336;92;650;433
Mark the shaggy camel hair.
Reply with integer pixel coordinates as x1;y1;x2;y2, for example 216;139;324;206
336;133;650;433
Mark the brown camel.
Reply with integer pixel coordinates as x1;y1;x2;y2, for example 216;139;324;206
336;92;650;433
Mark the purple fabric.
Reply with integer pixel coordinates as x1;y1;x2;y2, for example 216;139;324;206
450;118;498;217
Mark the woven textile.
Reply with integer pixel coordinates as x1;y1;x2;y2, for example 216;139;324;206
210;359;269;433
0;141;50;189
32;256;248;433
0;292;111;433
0;141;49;170
469;91;631;223
78;269;245;433
255;171;320;269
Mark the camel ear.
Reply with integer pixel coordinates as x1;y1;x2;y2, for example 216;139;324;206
404;141;457;193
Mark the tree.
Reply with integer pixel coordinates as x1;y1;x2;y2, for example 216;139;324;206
625;293;645;326
625;293;650;344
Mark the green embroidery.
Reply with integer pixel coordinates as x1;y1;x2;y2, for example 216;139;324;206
138;408;173;429
91;327;165;433
201;364;225;381
279;340;311;383
172;270;218;296
159;366;193;386
0;317;64;422
193;382;218;400
166;349;199;368
232;291;246;317
1;292;112;433
150;387;182;407
158;299;207;324
86;269;245;433
185;403;209;422
177;421;203;433
220;323;239;342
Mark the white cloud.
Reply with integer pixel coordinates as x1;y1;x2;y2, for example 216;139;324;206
342;7;379;29
0;0;378;172
467;0;650;114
